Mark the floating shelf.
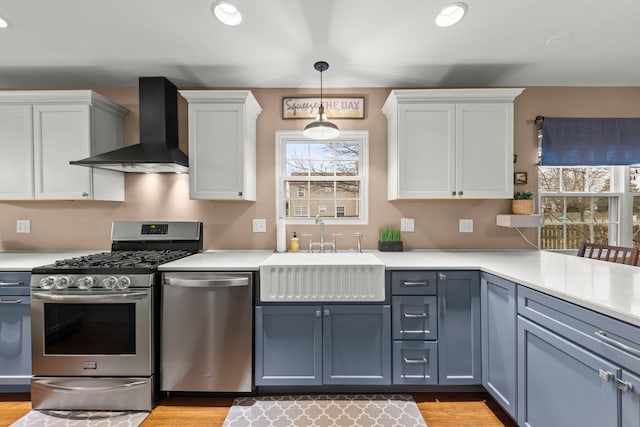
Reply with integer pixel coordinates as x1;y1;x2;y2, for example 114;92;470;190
496;214;543;228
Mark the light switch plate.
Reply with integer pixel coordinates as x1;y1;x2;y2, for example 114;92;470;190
252;218;267;233
16;219;31;233
459;219;473;233
400;218;415;232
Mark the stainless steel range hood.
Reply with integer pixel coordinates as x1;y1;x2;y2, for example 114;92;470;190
70;77;188;173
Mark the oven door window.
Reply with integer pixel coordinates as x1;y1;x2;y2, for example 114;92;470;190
44;303;136;354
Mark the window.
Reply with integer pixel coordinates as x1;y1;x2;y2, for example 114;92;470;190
294;206;308;217
276;131;369;224
538;166;623;250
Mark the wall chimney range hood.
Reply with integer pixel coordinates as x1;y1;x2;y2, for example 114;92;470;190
70;76;189;173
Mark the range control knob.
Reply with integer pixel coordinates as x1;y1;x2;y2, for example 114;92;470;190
102;276;118;290
54;276;72;289
39;276;56;289
116;276;132;290
77;276;96;290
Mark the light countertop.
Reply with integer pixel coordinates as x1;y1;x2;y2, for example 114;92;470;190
3;248;640;328
0;251;99;271
374;250;640;327
159;250;275;271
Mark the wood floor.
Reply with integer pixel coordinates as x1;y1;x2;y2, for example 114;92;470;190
0;392;517;427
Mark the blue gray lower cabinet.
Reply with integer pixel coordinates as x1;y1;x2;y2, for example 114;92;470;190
480;273;517;420
255;305;391;386
517;316;618;427
0;272;31;392
622;370;640;427
437;271;481;385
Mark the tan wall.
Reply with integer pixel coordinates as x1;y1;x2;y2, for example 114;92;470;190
1;86;640;251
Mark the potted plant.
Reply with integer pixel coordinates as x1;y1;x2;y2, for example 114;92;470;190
512;191;535;215
379;227;403;251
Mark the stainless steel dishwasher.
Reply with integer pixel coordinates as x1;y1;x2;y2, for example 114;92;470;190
161;272;253;392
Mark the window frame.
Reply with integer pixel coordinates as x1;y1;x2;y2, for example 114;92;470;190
537;166;630;251
275;130;369;225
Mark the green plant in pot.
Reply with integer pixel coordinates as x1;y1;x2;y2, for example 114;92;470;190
379;227;403;252
512;191;535;215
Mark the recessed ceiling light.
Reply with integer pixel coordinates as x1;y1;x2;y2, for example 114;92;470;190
0;15;9;29
436;2;468;27
211;1;242;26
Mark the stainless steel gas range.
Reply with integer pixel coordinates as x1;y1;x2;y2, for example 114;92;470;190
29;221;202;411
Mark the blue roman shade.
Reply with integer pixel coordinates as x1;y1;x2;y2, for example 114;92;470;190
539;117;640;166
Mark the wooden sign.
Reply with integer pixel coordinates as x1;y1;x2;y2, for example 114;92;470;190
282;96;365;119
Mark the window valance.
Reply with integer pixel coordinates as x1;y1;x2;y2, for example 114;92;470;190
539;117;640;166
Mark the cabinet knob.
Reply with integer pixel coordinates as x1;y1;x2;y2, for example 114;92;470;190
598;369;614;382
82;192;89;197
315;310;322;317
458;191;463;196
439;273;447;281
324;309;330;317
451;191;456;197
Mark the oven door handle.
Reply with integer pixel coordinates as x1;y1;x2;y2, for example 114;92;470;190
31;291;149;302
164;276;249;288
34;379;147;392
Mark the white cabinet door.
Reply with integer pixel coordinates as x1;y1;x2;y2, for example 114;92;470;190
188;103;248;200
0;105;33;200
181;90;261;201
33;104;92;200
456;103;514;199
394;103;455;199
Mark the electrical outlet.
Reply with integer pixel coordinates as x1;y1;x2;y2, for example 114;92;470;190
252;218;266;233
400;218;414;232
16;219;31;233
459;219;473;233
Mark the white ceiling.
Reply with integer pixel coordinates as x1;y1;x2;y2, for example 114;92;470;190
1;0;640;89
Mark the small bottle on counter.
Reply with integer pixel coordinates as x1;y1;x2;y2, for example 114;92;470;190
290;231;300;252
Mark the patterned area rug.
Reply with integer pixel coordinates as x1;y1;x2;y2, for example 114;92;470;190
223;394;427;427
9;410;149;426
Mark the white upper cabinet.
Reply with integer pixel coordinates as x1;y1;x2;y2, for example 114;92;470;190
0;91;127;201
382;89;524;200
179;90;262;201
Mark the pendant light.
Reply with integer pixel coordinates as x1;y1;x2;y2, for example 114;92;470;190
303;61;340;140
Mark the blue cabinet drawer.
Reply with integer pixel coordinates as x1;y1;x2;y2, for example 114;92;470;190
393;341;438;384
518;285;640;374
391;271;437;295
392;295;437;340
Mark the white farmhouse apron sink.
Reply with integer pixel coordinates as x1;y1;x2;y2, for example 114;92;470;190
259;252;385;302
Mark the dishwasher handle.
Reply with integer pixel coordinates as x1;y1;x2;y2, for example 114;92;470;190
164;276;249;289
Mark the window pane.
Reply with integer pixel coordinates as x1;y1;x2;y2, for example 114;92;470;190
335;143;359;160
312;200;335;217
631;167;640;193
540;225;563;250
566;197;590;222
593;197;610;222
562;168;587;192
566;224;591;249
309;143;333;159
286;159;309;176
285;143;308;159
310;160;334;176
336;181;360;199
541;197;565;223
592;224;609;245
335;160;358;176
586;168;611;192
538;167;560;192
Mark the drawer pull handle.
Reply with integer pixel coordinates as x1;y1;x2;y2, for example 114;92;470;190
595;330;640;357
403;357;428;365
0;299;22;304
617;378;635;393
403;312;428;319
402;281;427;286
0;281;24;287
